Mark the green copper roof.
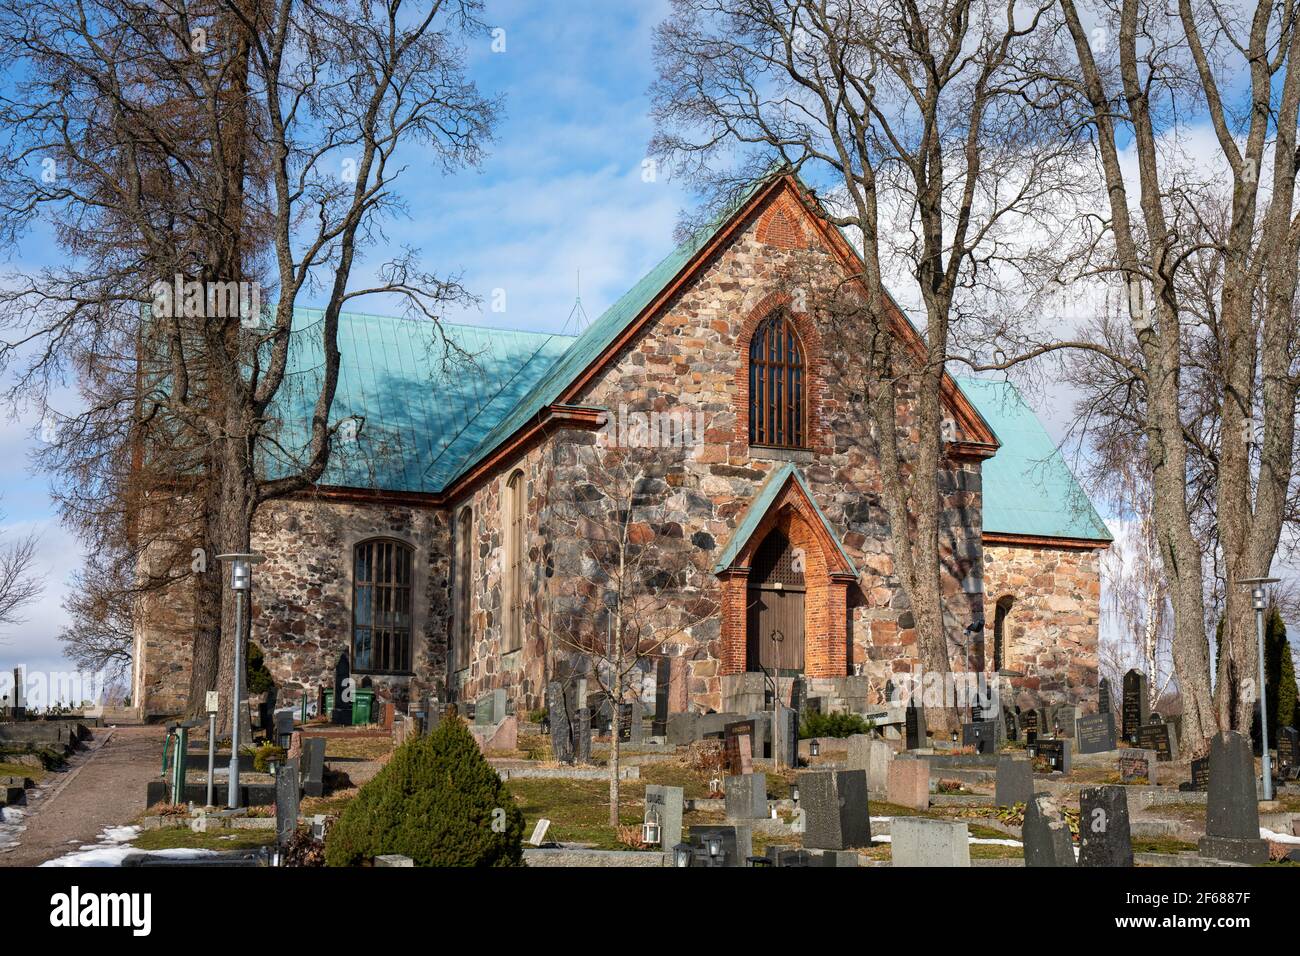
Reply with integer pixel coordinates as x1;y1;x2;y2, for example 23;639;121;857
264;309;573;492
712;462;859;574
956;377;1111;542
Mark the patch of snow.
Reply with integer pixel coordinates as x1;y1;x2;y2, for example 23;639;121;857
39;823;219;867
1261;827;1300;845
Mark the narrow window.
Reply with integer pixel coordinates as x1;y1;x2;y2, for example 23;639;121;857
503;471;525;651
353;538;413;673
454;507;473;669
993;596;1013;672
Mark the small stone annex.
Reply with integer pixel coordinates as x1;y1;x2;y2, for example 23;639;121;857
131;173;1112;722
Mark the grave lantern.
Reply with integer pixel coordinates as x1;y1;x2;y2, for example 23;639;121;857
642;807;661;846
951;730;958;743
810;740;820;758
672;843;693;867
791;785;800;804
706;834;724;864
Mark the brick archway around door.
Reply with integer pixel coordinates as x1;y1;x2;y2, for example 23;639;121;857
717;481;854;679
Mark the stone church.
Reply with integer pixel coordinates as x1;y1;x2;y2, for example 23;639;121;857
132;173;1111;722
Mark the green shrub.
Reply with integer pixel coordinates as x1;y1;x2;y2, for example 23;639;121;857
325;717;525;867
246;642;275;697
241;741;286;773
800;711;874;739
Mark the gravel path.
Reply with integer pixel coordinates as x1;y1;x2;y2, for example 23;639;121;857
0;725;162;866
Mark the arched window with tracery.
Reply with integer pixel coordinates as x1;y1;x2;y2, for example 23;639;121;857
748;311;806;448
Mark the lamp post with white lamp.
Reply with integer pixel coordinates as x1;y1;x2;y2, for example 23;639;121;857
216;552;264;808
1240;577;1279;801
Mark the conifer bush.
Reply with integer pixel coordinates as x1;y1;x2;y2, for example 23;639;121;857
325;717;525;867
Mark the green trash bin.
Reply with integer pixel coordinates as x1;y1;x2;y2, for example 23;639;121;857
352;689;375;725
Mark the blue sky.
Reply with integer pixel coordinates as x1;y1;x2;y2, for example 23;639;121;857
0;0;1288;691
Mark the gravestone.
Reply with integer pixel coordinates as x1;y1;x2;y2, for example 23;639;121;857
1118;749;1155;785
1075;714;1117;754
574;708;592;764
1048;704;1077;739
1198;731;1268;865
1121;670;1149;744
765;846;813;867
891;818;971;867
724;772;768;820
1021;707;1042;744
617;701;644;744
1137;721;1177;761
685;824;752;867
273;708;295;748
331;653;352;725
1098;677;1112;716
801;769;871;851
275;757;300;845
1035;738;1071;774
847;735;892;792
905;702;926;750
724;719;756;775
775;705;798;768
644;784;684;850
666;712;700;746
475;689;507;726
1187;755;1210;791
1022;792;1076;867
886;756;930;810
302;737;326;798
962;720;997;755
1276;726;1299;780
652;658;670;737
1002;707;1019;743
528;819;552;847
1078;785;1133;867
547;681;574;765
995;755;1034;807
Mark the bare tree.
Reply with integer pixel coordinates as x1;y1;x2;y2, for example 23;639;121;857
0;504;41;630
543;448;718;827
0;0;498;728
651;0;1084;728
973;0;1300;746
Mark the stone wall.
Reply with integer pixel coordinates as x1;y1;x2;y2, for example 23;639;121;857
981;541;1102;711
133;574;195;718
248;496;450;711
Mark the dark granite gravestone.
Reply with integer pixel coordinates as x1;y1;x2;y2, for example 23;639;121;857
302;737;326;798
1187;756;1210;791
1277;726;1299;780
962;720;997;755
617;701;644;744
724;772;767;820
1198;731;1268;865
685;824;752;868
574;708;592;765
1021;707;1043;744
1078;785;1133;867
776;705;798;768
1137;721;1177;761
800;770;871;851
1098;677;1112;716
765;846;813;867
789;677;806;717
276;757;300;845
652;658;670;737
586;694;612;735
1048;704;1077;739
1002;708;1019;743
1121;670;1149;744
644;784;684;849
1035;738;1071;774
995;755;1033;807
1023;792;1076;867
905;702;926;750
331;653;352;725
1075;714;1117;754
273;708;295;748
547;681;574;765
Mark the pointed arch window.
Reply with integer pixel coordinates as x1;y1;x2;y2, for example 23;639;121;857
749;311;806;448
993;595;1014;672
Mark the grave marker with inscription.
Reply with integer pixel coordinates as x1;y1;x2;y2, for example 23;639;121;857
1078;785;1133;867
1075;714;1117;754
1121;670;1149;744
1136;721;1177;761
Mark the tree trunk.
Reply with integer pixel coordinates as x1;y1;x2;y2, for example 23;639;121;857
609;669;622;828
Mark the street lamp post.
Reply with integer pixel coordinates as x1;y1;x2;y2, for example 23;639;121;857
217;552;264;809
1240;577;1279;801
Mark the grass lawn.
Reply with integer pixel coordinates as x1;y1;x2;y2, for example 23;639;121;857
1132;836;1198;854
0;761;47;782
318;735;392;762
131;826;275;852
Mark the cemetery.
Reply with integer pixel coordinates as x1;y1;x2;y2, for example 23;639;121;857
85;664;1300;868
